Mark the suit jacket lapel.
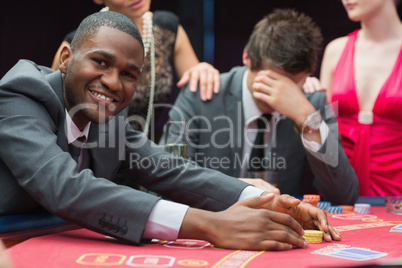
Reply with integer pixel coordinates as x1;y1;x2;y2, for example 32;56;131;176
46;70;65;106
87;119;121;179
224;67;246;176
45;70;69;152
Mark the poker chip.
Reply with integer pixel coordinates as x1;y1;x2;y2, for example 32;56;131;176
303;230;323;244
303;194;320;202
304;236;323;243
318;201;331;210
339;205;354;211
302;194;320;207
303;230;323;237
327;206;343;214
354;203;371;214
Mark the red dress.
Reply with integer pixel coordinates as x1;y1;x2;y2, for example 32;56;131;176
331;30;402;196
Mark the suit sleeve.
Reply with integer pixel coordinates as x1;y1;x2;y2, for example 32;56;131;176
303;93;359;205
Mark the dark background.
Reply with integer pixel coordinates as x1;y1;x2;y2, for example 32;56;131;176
1;0;401;78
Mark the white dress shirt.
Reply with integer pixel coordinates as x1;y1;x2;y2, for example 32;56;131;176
66;110;90;170
66;110;90;144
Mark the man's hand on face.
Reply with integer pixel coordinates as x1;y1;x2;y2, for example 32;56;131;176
251;70;316;127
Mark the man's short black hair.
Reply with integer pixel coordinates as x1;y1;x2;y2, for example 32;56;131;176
70;11;143;53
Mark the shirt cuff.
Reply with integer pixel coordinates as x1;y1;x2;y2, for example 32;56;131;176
143;186;262;241
143;200;189;241
302;121;329;152
238;185;265;201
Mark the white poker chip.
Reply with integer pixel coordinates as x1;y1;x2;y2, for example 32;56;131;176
354;203;371;214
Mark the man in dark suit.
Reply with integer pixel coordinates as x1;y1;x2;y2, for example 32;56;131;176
0;11;341;251
162;9;359;205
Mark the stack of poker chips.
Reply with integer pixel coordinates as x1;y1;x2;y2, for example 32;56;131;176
354;203;371;214
318;201;331;210
303;230;323;244
302;194;320;207
327;206;343;214
339;205;354;212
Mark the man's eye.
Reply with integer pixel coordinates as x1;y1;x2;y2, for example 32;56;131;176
122;71;136;80
94;59;107;67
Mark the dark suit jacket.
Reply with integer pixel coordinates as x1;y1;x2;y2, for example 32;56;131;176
163;66;359;205
0;60;250;244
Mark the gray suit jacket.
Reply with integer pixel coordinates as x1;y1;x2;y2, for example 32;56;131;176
0;60;250;244
163;66;359;205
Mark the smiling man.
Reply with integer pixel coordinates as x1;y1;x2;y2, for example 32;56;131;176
62;17;144;129
0;11;341;251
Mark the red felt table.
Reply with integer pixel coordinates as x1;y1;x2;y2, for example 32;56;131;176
7;206;402;268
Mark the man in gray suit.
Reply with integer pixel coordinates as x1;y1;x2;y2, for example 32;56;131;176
162;9;359;205
0;11;341;251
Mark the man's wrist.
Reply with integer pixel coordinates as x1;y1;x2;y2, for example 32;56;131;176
294;111;322;134
179;207;213;241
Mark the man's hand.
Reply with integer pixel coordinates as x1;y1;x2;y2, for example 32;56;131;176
252;70;315;126
176;62;220;101
264;194;341;242
239;178;280;195
179;193;308;251
252;70;323;143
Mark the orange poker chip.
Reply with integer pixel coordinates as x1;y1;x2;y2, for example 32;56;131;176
303;194;320;201
303;194;320;207
339;205;354;211
303;194;320;198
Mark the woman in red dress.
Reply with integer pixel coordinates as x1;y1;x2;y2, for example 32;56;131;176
320;0;402;196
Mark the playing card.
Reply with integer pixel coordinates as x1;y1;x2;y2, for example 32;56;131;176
390;224;402;233
324;247;387;261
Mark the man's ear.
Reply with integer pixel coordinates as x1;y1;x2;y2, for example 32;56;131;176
242;49;251;67
59;45;73;74
93;0;104;5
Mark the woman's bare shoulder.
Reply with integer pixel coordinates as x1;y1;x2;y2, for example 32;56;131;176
324;36;349;60
322;36;349;72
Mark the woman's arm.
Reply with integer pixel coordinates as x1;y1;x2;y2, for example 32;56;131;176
174;25;220;101
319;37;348;103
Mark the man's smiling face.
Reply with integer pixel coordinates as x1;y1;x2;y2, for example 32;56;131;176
60;26;144;130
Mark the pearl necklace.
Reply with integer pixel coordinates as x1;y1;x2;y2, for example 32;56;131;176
141;11;155;137
142;12;153;58
100;8;155;137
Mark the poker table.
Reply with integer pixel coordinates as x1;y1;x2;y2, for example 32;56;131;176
5;205;402;268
